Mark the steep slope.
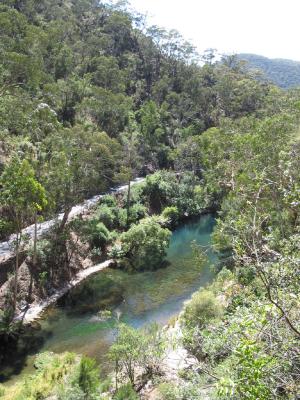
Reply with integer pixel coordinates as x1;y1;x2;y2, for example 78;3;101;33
237;53;300;88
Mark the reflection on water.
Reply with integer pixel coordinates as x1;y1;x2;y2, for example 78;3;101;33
2;214;217;383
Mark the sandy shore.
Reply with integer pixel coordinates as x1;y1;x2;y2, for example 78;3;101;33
15;259;114;324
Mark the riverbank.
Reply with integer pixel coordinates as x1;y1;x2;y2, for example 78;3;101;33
0;177;145;322
13;211;213;325
0;213;217;389
14;259;114;324
0;178;145;264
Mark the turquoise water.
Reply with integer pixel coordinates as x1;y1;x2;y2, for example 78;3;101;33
3;214;217;382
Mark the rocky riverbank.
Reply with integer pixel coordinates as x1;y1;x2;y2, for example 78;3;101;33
14;259;114;324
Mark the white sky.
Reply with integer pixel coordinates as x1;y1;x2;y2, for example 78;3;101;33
128;0;300;61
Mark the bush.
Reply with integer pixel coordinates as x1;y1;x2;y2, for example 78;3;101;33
114;384;139;400
142;171;177;213
117;217;171;271
4;352;77;399
158;382;180;400
101;194;117;207
96;204;116;229
109;323;166;387
122;182;145;205
128;203;147;224
78;356;100;399
116;208;127;229
162;206;179;227
182;289;223;329
86;220;111;249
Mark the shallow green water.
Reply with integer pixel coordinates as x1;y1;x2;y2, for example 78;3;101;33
3;214;217;382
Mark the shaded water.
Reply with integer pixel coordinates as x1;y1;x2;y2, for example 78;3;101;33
2;214;217;383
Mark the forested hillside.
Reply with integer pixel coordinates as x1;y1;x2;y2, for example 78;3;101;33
237;53;300;89
1;1;300;399
0;0;274;238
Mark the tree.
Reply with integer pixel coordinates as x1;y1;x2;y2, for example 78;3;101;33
109;323;166;388
0;157;47;311
43;126;121;233
111;216;171;271
116;113;142;228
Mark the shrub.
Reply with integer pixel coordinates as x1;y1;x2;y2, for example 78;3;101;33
217;341;273;400
116;208;127;229
96;204;116;229
182;289;223;329
86;220;111;249
142;171;177;213
114;384;139;400
101;194;117;207
78;356;100;399
117;217;171;271
4;352;77;399
109;323;166;387
161;206;179;227
38;271;48;287
128;203;147;224
122;182;145;206
158;382;180;400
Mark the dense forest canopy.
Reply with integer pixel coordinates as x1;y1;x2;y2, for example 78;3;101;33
1;1;300;399
1;0;295;239
237;53;300;89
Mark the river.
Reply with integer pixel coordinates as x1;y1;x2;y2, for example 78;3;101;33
1;213;217;384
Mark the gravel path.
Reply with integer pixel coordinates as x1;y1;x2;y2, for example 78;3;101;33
0;178;144;263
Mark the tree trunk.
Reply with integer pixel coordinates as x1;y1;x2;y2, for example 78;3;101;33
126;179;131;229
27;212;37;306
58;207;71;234
13;231;20;311
33;211;37;266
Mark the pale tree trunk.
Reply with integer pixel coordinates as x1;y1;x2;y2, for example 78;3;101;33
33;211;37;266
126;179;131;229
27;211;38;306
13;231;20;311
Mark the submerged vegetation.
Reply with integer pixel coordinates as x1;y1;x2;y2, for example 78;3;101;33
0;0;300;398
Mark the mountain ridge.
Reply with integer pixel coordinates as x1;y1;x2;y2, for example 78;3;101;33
237;53;300;89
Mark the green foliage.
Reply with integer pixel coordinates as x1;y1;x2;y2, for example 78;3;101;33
109;323;166;386
234;341;272;400
1;1;300;398
101;195;117;208
182;289;223;330
127;202;147;225
85;220;111;249
1;352;103;400
95;195;147;231
115;217;171;271
158;382;180;400
96;204;116;230
0;0;284;241
216;341;273;400
2;352;78;400
113;384;139;400
77;356;100;399
38;271;48;287
161;206;179;227
237;53;300;89
0;158;47;227
142;171;205;216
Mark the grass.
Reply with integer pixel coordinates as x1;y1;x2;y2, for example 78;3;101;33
0;352;78;400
